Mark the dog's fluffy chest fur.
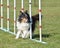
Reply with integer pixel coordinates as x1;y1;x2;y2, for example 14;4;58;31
17;21;30;30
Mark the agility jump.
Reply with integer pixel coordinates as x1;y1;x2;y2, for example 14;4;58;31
0;0;46;43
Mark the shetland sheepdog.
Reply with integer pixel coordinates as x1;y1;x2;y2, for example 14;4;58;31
15;10;30;39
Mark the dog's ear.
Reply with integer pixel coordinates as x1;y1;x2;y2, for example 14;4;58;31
25;10;28;13
20;11;23;13
20;10;25;14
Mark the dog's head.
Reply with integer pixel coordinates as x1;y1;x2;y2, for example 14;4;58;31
18;10;30;23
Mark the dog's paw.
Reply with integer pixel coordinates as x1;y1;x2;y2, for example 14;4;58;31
15;37;19;39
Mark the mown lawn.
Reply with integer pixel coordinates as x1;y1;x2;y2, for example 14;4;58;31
0;0;60;48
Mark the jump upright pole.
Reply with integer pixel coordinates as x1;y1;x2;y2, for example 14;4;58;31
14;0;16;34
21;0;24;12
1;0;3;29
39;0;42;42
39;0;46;43
7;0;9;31
29;0;32;39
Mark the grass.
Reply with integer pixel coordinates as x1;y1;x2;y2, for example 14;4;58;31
0;0;60;48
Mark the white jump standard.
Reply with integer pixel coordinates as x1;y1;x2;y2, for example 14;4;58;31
0;0;16;35
31;0;46;43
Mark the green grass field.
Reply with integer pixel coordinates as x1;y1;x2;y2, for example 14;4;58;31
0;0;60;48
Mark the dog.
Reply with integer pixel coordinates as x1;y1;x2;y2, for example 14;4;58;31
15;10;30;39
15;10;40;39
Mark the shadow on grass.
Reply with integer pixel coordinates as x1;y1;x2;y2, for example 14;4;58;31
32;34;51;39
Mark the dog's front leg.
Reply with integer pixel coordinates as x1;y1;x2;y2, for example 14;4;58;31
15;30;21;39
22;30;30;38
